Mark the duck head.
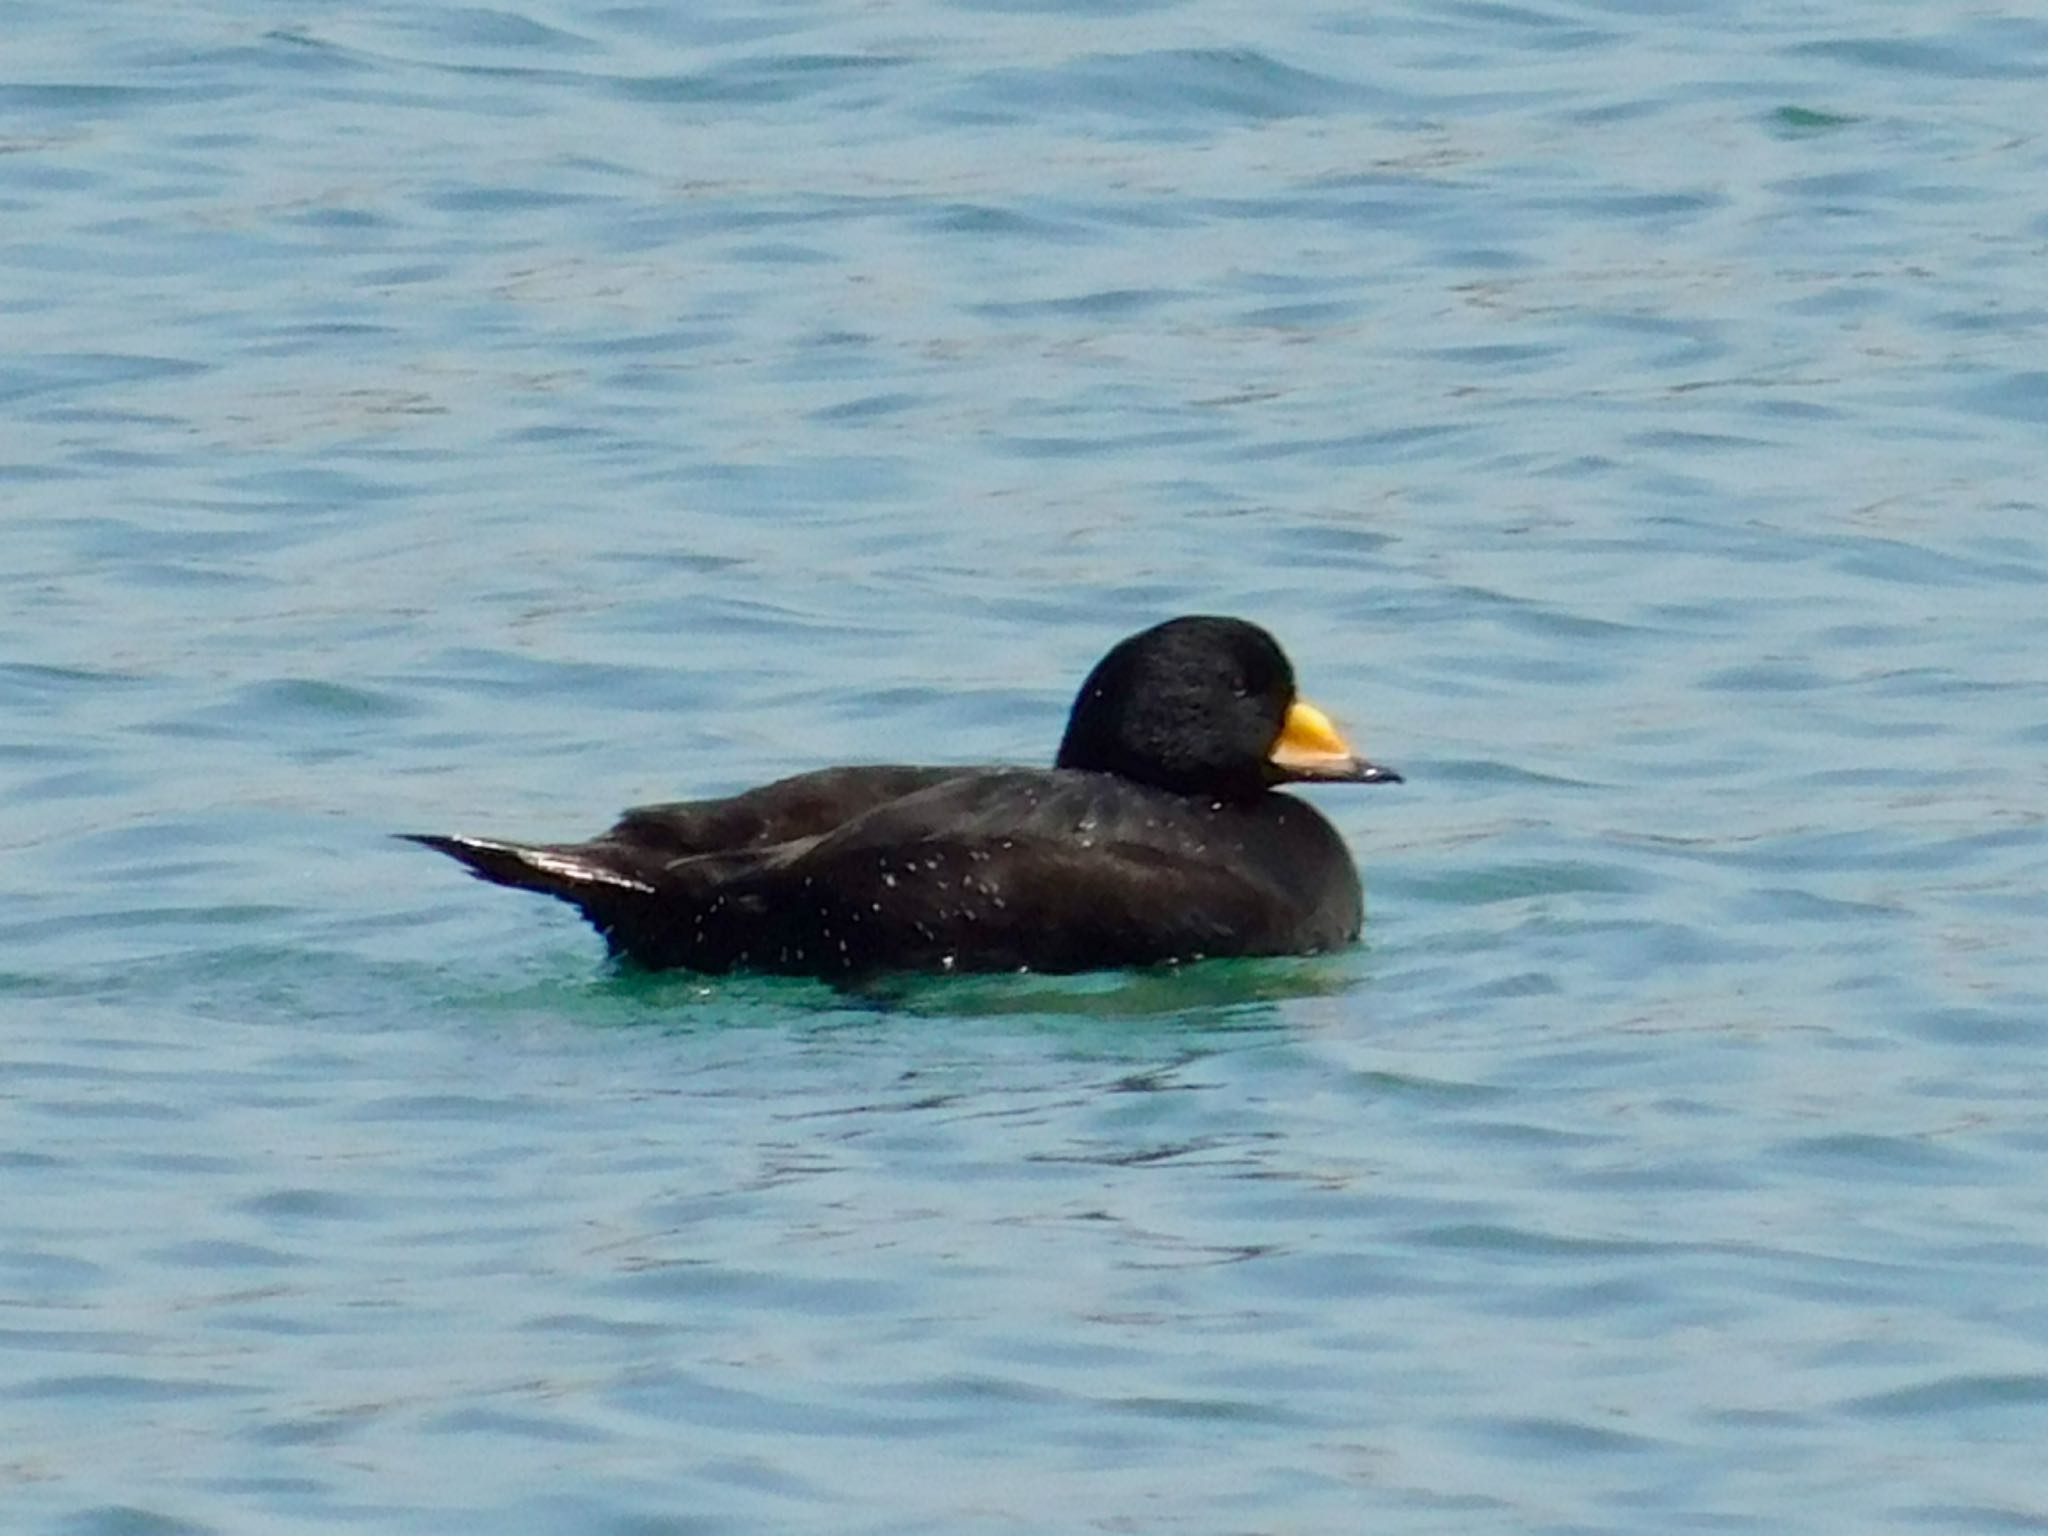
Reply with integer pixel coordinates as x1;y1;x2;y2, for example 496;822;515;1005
1055;615;1402;799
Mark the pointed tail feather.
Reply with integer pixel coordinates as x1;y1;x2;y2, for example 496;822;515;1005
402;832;757;969
399;833;658;901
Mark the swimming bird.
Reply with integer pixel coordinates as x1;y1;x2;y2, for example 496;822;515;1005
403;615;1400;977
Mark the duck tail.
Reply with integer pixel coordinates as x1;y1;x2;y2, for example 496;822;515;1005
398;833;658;906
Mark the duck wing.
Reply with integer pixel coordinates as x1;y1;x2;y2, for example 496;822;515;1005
400;765;975;953
604;765;975;856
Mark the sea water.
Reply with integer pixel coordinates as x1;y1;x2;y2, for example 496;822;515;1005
4;2;2047;1531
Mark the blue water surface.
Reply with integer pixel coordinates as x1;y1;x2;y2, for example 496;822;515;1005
4;1;2048;1531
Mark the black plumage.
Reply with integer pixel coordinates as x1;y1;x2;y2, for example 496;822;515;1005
404;616;1399;977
